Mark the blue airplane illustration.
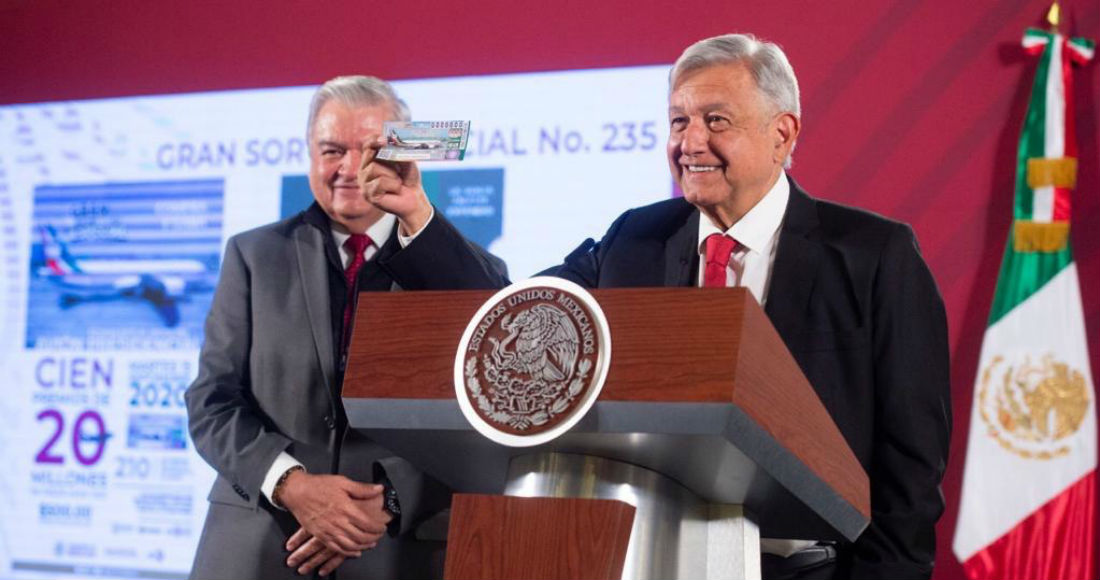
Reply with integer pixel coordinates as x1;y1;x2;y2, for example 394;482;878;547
78;430;113;445
34;225;212;327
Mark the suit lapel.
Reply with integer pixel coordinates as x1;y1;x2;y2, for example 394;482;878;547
664;202;699;287
764;179;822;331
372;226;404;291
294;224;337;398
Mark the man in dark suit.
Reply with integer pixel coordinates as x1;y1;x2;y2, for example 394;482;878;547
185;76;507;579
547;34;950;579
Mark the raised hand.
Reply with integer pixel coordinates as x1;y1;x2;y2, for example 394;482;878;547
357;139;433;236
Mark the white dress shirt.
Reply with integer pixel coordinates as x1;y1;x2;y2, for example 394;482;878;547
696;173;789;306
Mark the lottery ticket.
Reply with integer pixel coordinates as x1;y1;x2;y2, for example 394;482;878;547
377;120;470;161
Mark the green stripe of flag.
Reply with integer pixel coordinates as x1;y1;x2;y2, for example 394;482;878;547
988;233;1072;325
1070;37;1095;51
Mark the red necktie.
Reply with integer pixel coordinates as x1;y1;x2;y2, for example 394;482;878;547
342;233;373;353
704;233;738;288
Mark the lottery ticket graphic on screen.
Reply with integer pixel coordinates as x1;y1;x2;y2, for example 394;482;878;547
26;180;223;351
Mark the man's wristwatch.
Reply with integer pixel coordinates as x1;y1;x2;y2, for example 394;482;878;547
383;484;401;518
272;465;305;508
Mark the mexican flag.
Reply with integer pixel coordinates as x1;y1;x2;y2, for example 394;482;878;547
952;21;1096;580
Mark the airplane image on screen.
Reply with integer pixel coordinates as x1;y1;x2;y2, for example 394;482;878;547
33;225;211;327
386;129;444;149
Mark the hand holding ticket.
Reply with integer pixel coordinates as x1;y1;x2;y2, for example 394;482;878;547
377;121;471;161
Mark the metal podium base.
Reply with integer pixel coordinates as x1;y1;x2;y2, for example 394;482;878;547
504;452;761;580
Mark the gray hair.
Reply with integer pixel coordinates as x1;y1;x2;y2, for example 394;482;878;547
670;34;800;167
306;75;411;143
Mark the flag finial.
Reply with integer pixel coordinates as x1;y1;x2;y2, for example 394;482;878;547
1047;2;1061;31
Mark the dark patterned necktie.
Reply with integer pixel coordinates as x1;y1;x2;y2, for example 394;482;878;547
341;233;373;354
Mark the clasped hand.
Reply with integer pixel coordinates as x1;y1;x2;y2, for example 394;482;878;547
280;471;391;576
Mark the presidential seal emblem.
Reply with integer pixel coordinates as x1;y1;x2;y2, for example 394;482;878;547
978;353;1091;460
455;277;611;447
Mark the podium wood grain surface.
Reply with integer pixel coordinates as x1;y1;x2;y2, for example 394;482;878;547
444;494;635;580
345;288;868;523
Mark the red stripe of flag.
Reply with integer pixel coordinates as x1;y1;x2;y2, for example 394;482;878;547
962;471;1096;580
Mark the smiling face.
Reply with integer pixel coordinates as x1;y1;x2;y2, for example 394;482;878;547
308;100;392;232
667;62;797;225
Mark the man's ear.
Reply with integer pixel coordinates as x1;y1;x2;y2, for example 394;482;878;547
773;112;801;164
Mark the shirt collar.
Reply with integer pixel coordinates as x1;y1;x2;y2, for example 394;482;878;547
697;172;789;255
331;213;396;262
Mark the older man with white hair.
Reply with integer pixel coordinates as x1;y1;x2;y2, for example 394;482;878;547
547;34;950;579
186;75;507;579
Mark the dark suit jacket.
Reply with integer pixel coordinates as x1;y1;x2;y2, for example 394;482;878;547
185;206;507;580
547;178;950;580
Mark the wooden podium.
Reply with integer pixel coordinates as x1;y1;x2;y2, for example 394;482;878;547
343;288;869;580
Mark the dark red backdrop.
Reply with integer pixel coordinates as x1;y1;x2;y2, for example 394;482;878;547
2;0;1098;577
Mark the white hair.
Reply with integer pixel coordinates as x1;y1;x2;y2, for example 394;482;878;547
306;75;411;144
670;34;800;168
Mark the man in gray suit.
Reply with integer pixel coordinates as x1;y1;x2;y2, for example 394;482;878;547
186;76;507;579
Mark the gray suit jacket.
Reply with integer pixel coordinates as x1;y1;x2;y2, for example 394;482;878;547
186;206;506;579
